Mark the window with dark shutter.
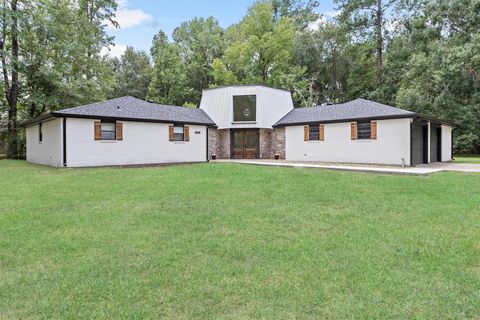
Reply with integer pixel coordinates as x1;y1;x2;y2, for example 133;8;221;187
309;125;320;141
357;122;372;140
100;121;116;140
173;126;184;141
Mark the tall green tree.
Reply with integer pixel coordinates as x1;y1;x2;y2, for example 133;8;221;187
271;0;320;28
212;1;306;105
393;0;480;153
334;0;402;86
147;30;192;105
172;17;224;103
111;47;152;100
1;0;21;157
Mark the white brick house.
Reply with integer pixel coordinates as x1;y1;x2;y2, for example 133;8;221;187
24;85;455;167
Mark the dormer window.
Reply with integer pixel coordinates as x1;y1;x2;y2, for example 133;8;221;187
233;95;256;122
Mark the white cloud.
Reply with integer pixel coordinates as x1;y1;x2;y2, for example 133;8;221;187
108;0;153;30
308;16;327;32
115;0;128;8
101;44;127;58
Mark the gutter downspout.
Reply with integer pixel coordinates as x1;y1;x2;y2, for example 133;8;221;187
451;128;454;161
62;117;67;167
410;120;413;167
206;126;209;162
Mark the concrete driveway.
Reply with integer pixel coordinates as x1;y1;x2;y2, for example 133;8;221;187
215;159;480;175
417;162;480;173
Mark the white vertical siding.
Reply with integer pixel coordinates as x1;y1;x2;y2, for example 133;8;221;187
65;118;207;167
285;118;412;166
199;86;294;129
441;125;453;161
26;118;63;167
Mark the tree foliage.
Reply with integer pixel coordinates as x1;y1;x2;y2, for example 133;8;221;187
2;0;480;156
111;47;152;100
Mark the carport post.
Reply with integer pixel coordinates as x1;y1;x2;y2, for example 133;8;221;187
427;121;431;164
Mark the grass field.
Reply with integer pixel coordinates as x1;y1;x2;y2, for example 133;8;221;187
454;155;480;164
1;160;479;319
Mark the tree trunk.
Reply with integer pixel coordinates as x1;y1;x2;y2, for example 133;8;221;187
6;0;19;158
331;47;338;101
309;80;314;104
375;0;383;85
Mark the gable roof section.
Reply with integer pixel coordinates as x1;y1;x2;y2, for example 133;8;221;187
23;96;216;127
274;98;417;126
203;84;290;93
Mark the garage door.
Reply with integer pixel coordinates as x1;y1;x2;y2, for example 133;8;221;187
412;125;426;166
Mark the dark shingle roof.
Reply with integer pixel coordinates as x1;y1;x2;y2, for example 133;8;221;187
49;96;216;126
274;98;417;126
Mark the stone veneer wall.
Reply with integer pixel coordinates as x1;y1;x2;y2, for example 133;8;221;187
259;128;286;159
208;128;231;159
209;127;285;160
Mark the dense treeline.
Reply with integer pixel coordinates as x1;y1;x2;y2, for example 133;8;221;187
1;0;479;157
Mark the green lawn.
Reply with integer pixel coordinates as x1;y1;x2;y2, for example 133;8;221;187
1;160;479;319
454;155;480;164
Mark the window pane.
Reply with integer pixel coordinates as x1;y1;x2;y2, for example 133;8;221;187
101;131;115;140
102;122;115;131
174;126;184;141
309;126;319;141
357;122;371;140
233;95;256;122
174;126;184;134
101;121;116;140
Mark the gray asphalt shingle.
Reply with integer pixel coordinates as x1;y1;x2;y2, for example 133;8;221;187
51;96;216;126
275;98;417;126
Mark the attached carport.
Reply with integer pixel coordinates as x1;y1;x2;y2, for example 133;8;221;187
411;117;455;166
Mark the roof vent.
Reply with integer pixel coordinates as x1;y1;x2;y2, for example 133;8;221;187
117;106;122;111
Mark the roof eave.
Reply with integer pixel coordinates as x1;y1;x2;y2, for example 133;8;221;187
20;113;56;128
415;115;458;127
50;112;217;127
273;113;417;127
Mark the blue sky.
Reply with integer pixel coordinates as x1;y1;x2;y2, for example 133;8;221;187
104;0;336;57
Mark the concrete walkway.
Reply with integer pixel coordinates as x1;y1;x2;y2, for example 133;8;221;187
214;159;480;175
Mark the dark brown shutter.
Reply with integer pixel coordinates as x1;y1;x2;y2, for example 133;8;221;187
94;121;101;140
351;122;357;140
116;122;123;141
184;125;189;142
371;121;377;140
169;126;174;141
319;124;325;141
304;125;309;141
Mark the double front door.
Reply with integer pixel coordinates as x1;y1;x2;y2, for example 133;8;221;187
231;129;258;159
